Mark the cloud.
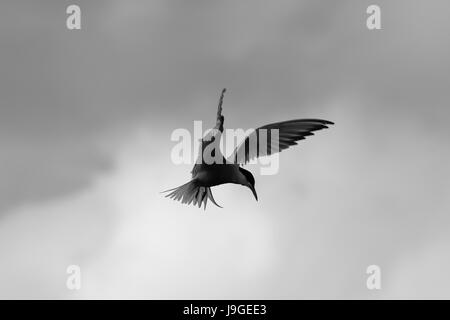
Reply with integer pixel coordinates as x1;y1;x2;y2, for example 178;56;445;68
1;0;450;299
0;128;279;299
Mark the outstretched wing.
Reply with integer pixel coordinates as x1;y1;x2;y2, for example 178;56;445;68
192;89;226;177
230;119;334;165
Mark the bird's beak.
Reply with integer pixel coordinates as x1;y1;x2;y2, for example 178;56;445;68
248;184;258;201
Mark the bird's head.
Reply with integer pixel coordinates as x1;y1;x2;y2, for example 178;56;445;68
238;167;258;201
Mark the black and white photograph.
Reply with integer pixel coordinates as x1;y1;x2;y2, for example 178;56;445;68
0;0;449;310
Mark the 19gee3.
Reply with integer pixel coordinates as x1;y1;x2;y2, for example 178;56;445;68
226;304;266;317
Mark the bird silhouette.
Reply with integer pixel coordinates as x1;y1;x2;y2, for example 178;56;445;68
163;89;334;209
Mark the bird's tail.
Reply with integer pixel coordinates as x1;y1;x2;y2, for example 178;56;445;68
161;180;222;209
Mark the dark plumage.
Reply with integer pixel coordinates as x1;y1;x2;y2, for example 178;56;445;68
163;89;334;209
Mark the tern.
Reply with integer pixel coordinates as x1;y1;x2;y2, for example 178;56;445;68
163;89;334;209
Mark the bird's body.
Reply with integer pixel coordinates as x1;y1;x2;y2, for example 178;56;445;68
163;89;333;209
192;163;245;187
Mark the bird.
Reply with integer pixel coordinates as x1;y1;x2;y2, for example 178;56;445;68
163;88;334;209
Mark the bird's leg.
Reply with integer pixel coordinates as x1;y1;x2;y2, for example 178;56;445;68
215;88;226;132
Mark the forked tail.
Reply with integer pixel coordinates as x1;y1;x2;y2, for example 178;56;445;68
161;180;222;209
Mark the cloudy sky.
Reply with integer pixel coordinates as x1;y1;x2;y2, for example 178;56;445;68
0;0;449;299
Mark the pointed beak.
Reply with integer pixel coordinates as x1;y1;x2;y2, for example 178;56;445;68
248;184;258;201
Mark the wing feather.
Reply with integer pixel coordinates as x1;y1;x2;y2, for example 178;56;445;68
162;180;221;209
231;119;333;164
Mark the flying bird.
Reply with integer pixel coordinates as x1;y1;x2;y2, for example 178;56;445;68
163;89;334;209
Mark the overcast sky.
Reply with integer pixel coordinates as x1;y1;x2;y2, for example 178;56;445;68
0;0;449;299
